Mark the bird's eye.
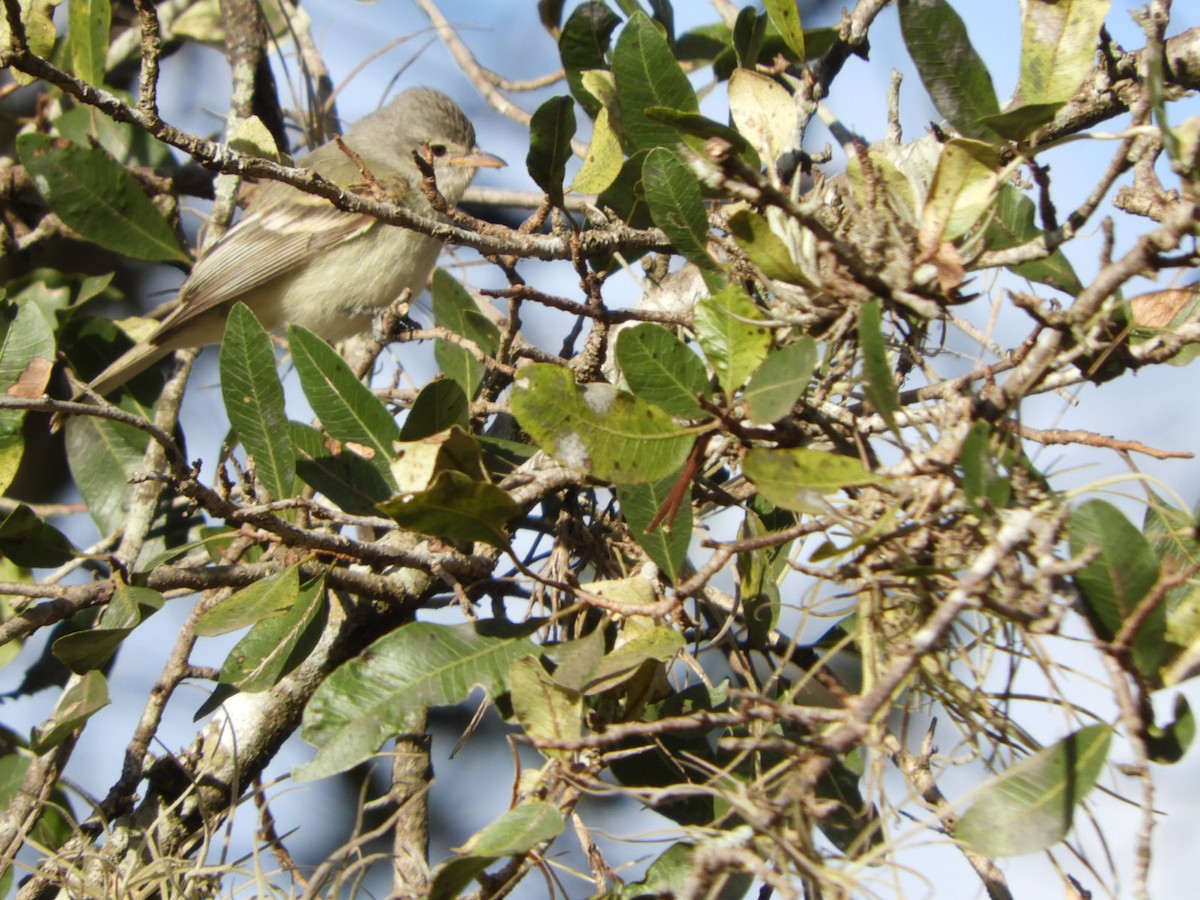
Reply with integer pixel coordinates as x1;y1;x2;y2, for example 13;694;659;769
429;143;448;158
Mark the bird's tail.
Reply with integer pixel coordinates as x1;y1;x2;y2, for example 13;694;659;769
82;341;175;400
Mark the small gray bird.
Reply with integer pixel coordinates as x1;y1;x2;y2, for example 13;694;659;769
83;87;503;397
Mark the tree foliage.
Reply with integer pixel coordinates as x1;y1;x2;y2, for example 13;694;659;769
2;0;1200;897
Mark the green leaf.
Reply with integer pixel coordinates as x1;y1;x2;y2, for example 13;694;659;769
30;671;110;752
526;95;577;206
857;299;898;430
597;150;654;232
218;575;326;692
290;422;394;516
618;473;693;584
744;448;878;512
288;325;399;484
897;0;1002;143
620;843;695;898
570;106;625;194
1143;497;1200;679
731;7;767;70
64;410;150;537
0;505;75;568
543;628;607;693
581;625;684;695
738;510;786;650
511;363;694;485
195;567;300;637
744;337;816;425
399;379;470;441
56;102;171;166
0;0;58;83
612;11;700;150
959;421;1012;511
298;621;540;781
52;582;162;672
956;725;1112;857
920;138;1004;245
431;269;501;399
642;147;715;270
67;0;110;85
559;1;622;118
1070;500;1164;680
980;102;1065;143
615;323;710;418
220;304;295;500
226;115;281;162
644;105;758;166
377;470;519;549
619;841;753;900
0;754;74;858
0;435;23;502
639;179;711;275
726;209;809;284
461;801;566;857
693;284;772;396
0;298;56;493
983;184;1083;294
16;133;189;263
763;0;804;59
429;857;493;900
510;656;582;758
1017;0;1111;106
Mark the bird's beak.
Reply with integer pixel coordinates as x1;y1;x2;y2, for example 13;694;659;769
451;148;506;169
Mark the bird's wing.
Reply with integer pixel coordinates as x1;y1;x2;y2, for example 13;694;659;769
153;185;378;341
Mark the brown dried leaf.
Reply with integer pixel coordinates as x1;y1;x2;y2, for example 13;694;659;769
1129;286;1199;331
7;357;54;399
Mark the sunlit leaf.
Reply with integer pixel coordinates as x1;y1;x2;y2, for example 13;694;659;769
377;470;519;549
898;0;1002;142
218;576;326;692
615;323;710;419
642;147;715;270
1017;0;1111;106
621;473;693;587
510;656;582;758
693;284;772;396
30;671;109;752
511;363;694;484
298;621;540;781
195;567;300;637
957;725;1112;856
763;0;804;60
744;338;816;425
728;68;797;162
432;269;501;399
1070;499;1164;680
744;448;878;512
612;11;699;150
570;106;624;193
67;0;109;85
221;304;294;500
288;325;399;484
17;134;189;263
